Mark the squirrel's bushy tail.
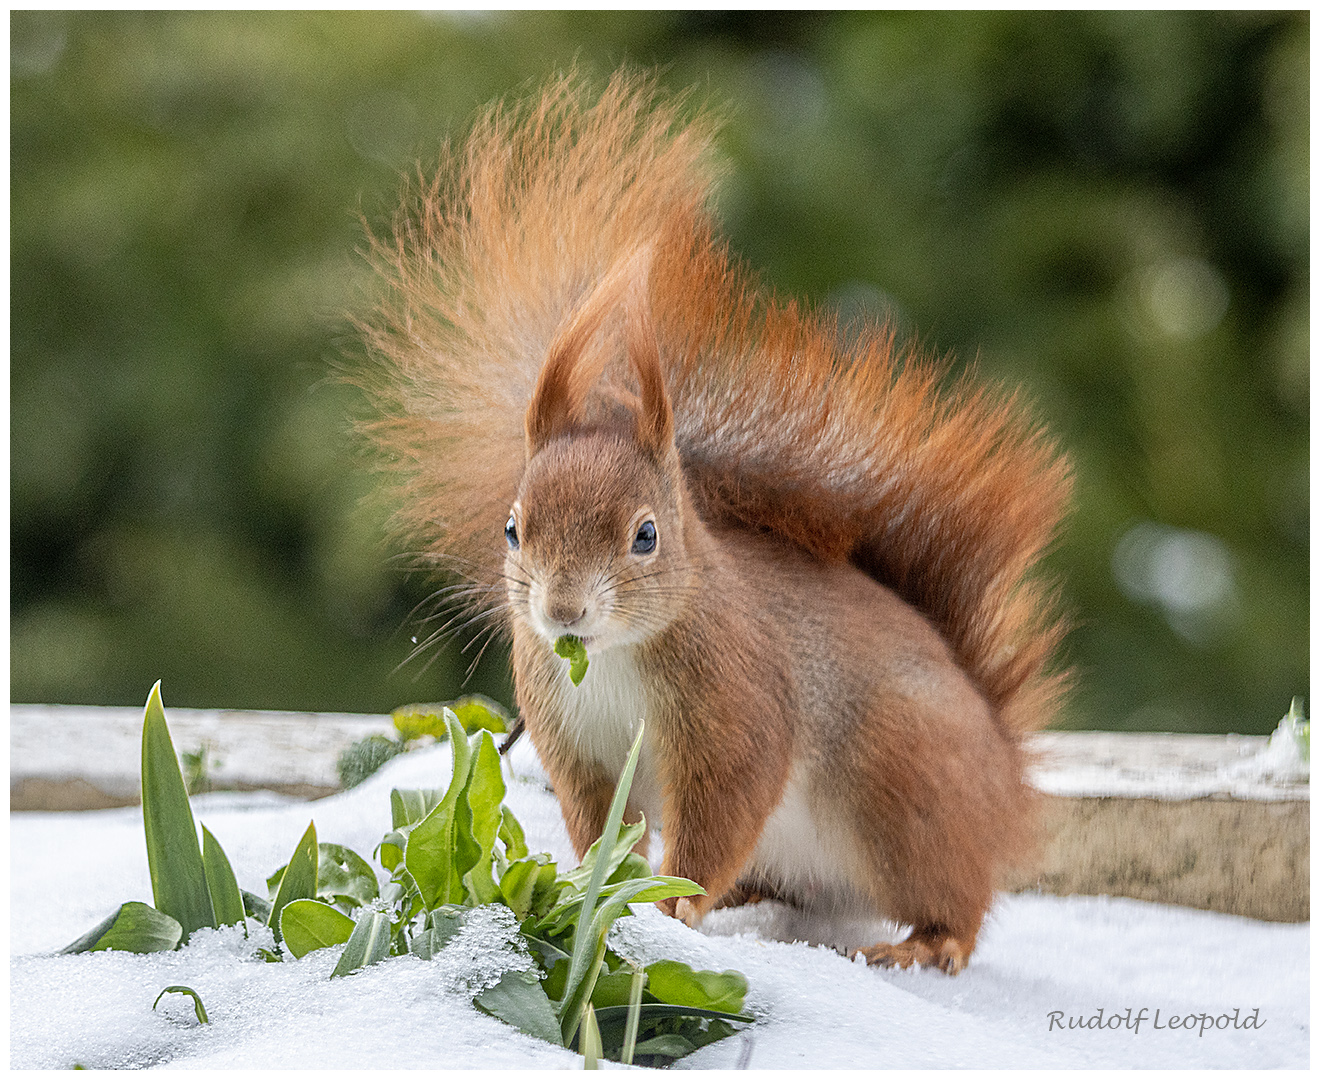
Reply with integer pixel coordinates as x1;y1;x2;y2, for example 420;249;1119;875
360;71;1071;734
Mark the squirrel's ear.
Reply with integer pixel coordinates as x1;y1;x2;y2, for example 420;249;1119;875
525;247;651;458
624;269;675;463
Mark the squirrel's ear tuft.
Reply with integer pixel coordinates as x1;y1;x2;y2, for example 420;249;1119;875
624;263;675;463
525;246;654;458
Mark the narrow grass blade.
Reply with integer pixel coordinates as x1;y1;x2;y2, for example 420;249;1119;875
621;964;646;1066
201;825;245;929
153;985;209;1024
580;1003;602;1069
268;821;318;943
555;818;648;896
141;681;214;942
559;722;645;1046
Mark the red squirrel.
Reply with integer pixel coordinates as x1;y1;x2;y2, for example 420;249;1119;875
359;73;1071;974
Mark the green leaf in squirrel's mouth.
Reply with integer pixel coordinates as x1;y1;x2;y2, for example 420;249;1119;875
554;634;589;686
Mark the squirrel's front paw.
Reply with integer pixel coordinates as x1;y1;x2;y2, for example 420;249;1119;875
675;897;703;926
654;892;707;924
655;895;704;927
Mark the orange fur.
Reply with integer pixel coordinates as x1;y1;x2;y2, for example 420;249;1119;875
357;71;1072;973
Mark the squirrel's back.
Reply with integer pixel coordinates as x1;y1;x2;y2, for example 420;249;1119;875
360;70;1071;735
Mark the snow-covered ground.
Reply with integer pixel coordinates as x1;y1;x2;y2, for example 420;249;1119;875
10;740;1309;1069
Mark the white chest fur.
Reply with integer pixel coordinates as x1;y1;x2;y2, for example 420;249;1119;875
549;645;664;828
748;764;869;910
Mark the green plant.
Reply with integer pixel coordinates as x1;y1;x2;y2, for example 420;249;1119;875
336;694;512;789
1281;697;1309;762
62;682;242;952
337;710;753;1064
553;635;590;686
391;694;511;740
62;684;752;1067
180;742;219;795
336;734;407;789
153;986;209;1024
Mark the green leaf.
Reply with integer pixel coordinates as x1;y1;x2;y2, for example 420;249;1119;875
499;855;557;921
588;969;636;1009
558;723;645;1045
553;634;589;686
406;712;503;909
679;1017;740;1055
336;734;406;789
265;864;286;899
60;902;182;954
392;704;448;742
1284;696;1309;761
153;985;209;1024
140;681;215;941
390;786;444;830
376;831;406;873
268;821;318;943
331;910;392;977
556;818;648;895
592;1002;754;1026
607;852;652;885
279;898;355;959
393;694;511;741
574;879;705;976
409;904;469;960
404;744;469;907
460;729;506;905
317;843;379;910
201;825;245;929
474;969;563;1046
643;960;748;1014
630;1032;697;1060
499;806;529;861
541;874;701;937
450;694;512;735
523;932;573;973
241;890;272;924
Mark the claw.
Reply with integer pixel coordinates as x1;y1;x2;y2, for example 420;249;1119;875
855;933;969;975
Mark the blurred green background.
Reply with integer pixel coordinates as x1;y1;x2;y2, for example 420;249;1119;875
11;10;1308;734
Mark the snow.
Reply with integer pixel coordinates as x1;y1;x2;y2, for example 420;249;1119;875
1028;727;1310;802
10;740;1310;1069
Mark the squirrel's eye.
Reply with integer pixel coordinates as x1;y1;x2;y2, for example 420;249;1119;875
631;519;657;555
504;515;519;550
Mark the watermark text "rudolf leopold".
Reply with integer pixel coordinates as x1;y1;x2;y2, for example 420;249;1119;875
1047;1007;1265;1037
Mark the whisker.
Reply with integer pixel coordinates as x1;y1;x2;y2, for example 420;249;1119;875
462;627;503;684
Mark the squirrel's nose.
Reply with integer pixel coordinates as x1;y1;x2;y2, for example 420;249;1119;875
545;597;588;629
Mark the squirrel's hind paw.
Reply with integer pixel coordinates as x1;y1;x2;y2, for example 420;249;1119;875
853;931;971;975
